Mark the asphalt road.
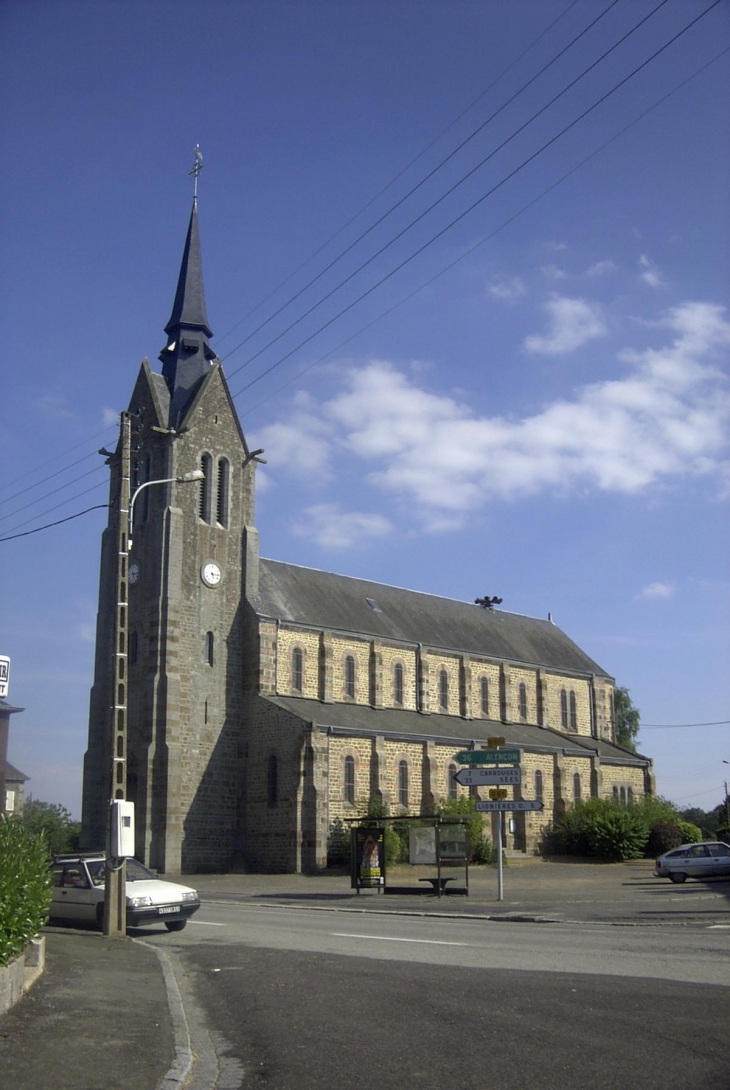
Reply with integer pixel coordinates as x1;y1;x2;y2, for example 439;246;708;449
146;902;730;1090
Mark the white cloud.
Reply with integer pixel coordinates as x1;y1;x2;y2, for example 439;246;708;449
101;407;120;428
312;303;730;520
36;395;73;419
586;260;616;278
261;302;729;535
639;254;665;288
293;504;392;548
540;263;567;280
523;295;606;355
255;410;333;478
639;582;675;599
488;276;525;302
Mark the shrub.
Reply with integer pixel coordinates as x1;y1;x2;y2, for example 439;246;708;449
0;816;52;967
717;825;730;845
555;798;648;861
677;821;702;844
646;821;684;857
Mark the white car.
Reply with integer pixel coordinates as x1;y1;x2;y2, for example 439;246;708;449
654;840;730;884
50;853;201;931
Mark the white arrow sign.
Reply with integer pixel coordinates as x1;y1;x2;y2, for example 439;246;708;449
454;767;521;786
475;799;544;812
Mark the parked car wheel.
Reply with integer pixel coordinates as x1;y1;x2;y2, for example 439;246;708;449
165;920;187;932
669;871;687;884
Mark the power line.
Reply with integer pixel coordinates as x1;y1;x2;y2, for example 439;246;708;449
217;0;624;360
0;505;109;543
641;721;730;728
222;0;666;380
229;1;725;400
240;43;730;419
215;0;584;350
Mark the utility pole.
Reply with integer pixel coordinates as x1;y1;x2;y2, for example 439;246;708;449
103;411;131;937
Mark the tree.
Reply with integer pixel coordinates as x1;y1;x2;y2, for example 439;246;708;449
614;686;640;752
21;797;81;855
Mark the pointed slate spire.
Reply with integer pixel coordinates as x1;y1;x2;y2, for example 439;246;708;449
160;197;216;423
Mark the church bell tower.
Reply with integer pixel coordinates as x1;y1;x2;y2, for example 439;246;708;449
82;192;259;873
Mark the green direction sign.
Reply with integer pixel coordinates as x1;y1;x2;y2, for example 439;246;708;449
453;749;520;765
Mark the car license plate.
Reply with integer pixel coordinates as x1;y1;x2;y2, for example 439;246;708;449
158;905;179;915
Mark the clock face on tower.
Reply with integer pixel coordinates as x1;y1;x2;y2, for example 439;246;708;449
201;561;222;588
128;562;140;585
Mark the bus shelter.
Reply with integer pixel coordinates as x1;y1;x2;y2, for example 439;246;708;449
349;816;470;898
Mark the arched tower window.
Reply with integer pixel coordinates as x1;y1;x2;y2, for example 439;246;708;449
560;689;568;730
344;755;355;804
345;655;356;700
205;631;214;667
569;690;578;732
291;647;303;692
439;669;449;711
267;755;278;807
573;772;582;802
393;662;404;706
216;457;229;527
535;769;543;801
518;681;528;720
398;760;409;808
480;677;489;716
199;453;213;523
448;763;458;800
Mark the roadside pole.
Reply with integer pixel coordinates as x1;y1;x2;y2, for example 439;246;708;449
497;812;504;901
104;411;131;938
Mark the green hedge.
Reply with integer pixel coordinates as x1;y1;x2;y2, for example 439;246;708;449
0;816;52;967
553;796;698;863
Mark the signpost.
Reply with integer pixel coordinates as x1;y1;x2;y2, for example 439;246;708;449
452;749;520;765
476;799;544;812
453;767;521;787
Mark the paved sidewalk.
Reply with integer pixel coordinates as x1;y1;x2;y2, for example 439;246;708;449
0;861;727;1090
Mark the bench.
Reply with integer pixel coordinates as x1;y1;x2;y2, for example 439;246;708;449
418;876;456;894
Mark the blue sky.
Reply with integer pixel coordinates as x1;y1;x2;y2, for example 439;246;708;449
1;0;728;818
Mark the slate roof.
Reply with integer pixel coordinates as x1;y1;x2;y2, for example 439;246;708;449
256;559;612;679
264;695;650;766
3;761;29;782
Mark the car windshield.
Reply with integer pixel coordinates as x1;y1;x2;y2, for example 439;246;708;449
83;858;158;884
125;859;157;882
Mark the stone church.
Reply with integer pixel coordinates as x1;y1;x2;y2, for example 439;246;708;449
81;199;654;874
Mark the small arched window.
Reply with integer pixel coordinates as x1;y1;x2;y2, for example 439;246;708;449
205;631;214;667
199;453;213;523
535;769;543;801
439;669;449;711
344;755;355;804
560;689;568;730
613;785;619;801
620;785;626;805
480;676;489;716
292;647;303;692
573;772;582;802
448;763;458;800
267;755;278;807
569;690;578;732
129;631;138;666
518;681;528;720
345;655;356;700
393;662;404;706
216;457;230;527
398;760;409;807
627;786;634;806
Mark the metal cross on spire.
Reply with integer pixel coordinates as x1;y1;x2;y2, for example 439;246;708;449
189;144;203;198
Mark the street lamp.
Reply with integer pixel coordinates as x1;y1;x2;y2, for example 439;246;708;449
104;430;205;938
128;469;204;550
